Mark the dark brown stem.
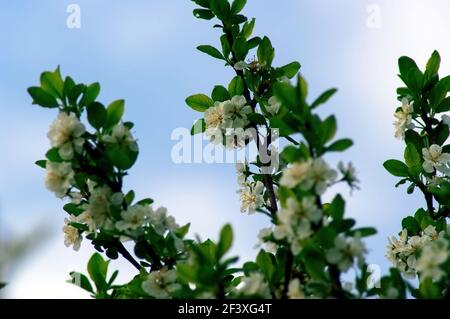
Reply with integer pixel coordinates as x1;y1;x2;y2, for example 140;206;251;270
115;241;141;271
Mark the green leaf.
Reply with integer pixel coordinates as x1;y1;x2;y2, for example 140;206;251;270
87;102;107;130
46;147;63;162
228;76;245;96
63;203;84;216
232;36;249;61
105;99;125;129
311;88;337;109
383;160;409;177
272;82;296;110
256;250;275;281
436;96;450;113
404;143;421;167
247;113;267;126
279;61;301;79
197;45;225;60
257;36;274;67
192;0;210;8
40;67;64;98
191;118;206;135
402;216;420;236
211;85;230;102
426;50;441;78
80;82;100;107
231;0;246;14
217;224;233;258
185;94;214;112
193;9;214;20
241;18;255;39
327;138;353;152
320;115;337;144
135;198;154;206
68;272;94;294
329;194;345;221
68;84;86;105
27;87;59;108
106;144;138;170
348;227;377;237
210;0;231;21
35;160;47;169
87;253;109;293
398;56;419;79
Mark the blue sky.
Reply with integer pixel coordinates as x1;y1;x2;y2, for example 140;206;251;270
1;0;450;298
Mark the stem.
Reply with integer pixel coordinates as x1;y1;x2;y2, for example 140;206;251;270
281;250;294;299
115;241;141;271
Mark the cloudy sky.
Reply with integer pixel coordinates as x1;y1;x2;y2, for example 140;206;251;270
1;0;450;298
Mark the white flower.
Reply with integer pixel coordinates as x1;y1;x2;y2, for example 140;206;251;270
149;206;179;235
103;123;138;152
442;114;450;126
235;160;248;186
255;228;277;253
63;216;82;251
280;161;310;188
338;161;360;190
222;95;251;129
234;61;250;70
287;278;305;299
422;144;450;174
77;210;97;233
238;181;265;214
47;112;85;160
307;158;337;195
204;102;225;129
45;161;75;198
326;234;367;272
393;98;414;139
142;268;181;299
116;204;150;231
83;183;114;230
267;96;281;115
239;272;271;298
416;238;449;282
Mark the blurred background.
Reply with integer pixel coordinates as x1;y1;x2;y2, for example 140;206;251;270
1;0;450;298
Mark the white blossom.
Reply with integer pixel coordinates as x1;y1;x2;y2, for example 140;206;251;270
222;95;251;129
47;112;85;160
422;144;450;174
235;160;249;186
416;238;449;282
234;61;250;70
204;102;225;130
287;278;305;299
237;181;265;214
338;161;360;190
255;228;277;253
239;272;271;298
103;123;138;152
326;234;367;272
267;96;281;115
45;161;75;198
142;268;181;299
116;204;150;231
149;206;179;235
63;216;82;251
280;158;336;195
393;98;414;139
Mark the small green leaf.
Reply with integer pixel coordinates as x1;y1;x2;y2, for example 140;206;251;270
27;87;59;108
327;138;353;152
210;0;231;21
257;36;275;67
68;272;94;294
402;216;420;236
329;194;345;221
217;224;233;258
404;143;421;167
197;45;225;60
35;160;47;169
105;99;125;129
193;9;214;20
185;94;214;112
383;160;409;177
191;118;206;135
40;67;64;98
211;85;230;102
87;102;107;130
228;76;245;96
311;88;337;109
231;0;246;14
80;82;100;107
247;113;267;126
87;253;109;293
398;56;419;79
279;61;301;79
426;50;441;78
